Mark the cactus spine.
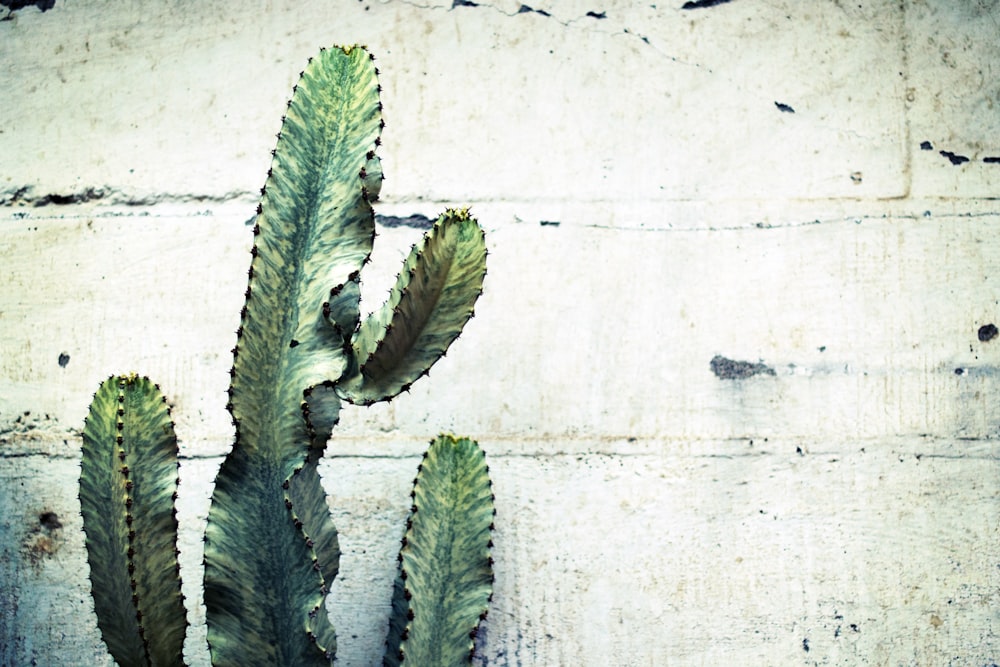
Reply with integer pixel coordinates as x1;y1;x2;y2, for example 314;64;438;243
79;45;491;667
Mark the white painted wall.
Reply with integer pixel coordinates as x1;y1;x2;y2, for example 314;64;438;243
2;0;999;664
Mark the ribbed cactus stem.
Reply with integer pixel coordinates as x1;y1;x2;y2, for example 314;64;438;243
80;374;187;667
338;209;488;405
202;45;384;666
384;434;495;667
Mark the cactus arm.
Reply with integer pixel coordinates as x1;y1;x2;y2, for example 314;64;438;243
383;435;495;667
230;44;380;458
203;45;381;666
80;375;187;667
325;275;363;359
285;459;340;651
337;210;487;405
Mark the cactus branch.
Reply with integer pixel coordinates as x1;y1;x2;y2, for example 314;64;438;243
80;375;187;667
338;209;488;405
383;434;495;667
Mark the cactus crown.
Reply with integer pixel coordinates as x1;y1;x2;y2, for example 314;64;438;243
79;46;492;667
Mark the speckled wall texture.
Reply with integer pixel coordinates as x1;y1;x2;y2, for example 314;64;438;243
2;0;999;665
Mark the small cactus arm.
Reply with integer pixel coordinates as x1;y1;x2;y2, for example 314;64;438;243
203;45;487;666
384;434;495;667
80;374;187;667
337;208;488;405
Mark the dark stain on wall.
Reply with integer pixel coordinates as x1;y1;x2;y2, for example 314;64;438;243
2;186;107;206
710;355;776;380
681;0;733;8
921;144;1000;165
517;4;551;16
376;213;434;229
20;511;64;568
38;511;61;531
0;0;56;14
978;323;998;342
940;150;970;166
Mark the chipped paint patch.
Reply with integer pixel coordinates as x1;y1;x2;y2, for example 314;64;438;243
376;213;434;229
0;0;56;18
20;510;63;569
710;355;776;380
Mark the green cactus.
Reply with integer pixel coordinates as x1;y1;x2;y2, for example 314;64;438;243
384;434;495;667
78;45;492;667
81;374;186;667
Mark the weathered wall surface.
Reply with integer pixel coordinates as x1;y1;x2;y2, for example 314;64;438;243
2;0;999;665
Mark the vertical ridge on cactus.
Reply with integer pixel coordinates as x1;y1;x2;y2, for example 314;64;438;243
80;375;187;667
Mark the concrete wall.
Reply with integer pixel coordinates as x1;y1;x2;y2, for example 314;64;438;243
2;0;999;664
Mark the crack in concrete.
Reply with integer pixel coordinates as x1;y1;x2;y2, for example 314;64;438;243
0;190;451;233
6;436;996;460
378;0;713;72
0;185;254;207
569;209;1000;234
374;0;916;157
386;0;605;25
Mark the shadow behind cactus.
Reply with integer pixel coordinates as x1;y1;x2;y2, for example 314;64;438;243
78;46;492;667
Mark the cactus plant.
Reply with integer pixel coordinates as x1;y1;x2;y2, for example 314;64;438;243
78;45;492;667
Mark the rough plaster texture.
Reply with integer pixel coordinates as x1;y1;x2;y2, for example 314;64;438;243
1;0;999;665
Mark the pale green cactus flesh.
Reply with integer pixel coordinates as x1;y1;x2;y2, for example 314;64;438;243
384;434;495;667
80;374;187;667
